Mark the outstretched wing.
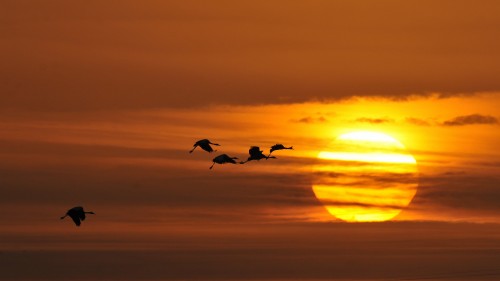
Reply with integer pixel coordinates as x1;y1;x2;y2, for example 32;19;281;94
67;207;84;226
220;154;232;161
196;139;209;145
249;146;261;157
69;214;81;226
199;142;214;152
272;144;283;150
219;154;237;164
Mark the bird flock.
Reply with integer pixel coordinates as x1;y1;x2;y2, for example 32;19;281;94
61;138;293;227
189;139;293;169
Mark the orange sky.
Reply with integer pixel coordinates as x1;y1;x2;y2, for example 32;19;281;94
1;1;499;280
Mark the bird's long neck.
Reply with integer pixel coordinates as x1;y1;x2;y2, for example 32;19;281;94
85;211;95;214
60;214;67;220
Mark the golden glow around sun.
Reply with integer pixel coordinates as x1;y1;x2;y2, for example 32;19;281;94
313;131;418;222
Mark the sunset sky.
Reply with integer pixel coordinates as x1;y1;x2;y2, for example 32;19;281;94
1;1;499;280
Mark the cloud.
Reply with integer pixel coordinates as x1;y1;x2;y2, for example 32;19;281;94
2;222;500;280
290;116;328;124
411;172;500;214
405;117;431;126
442;114;498;126
0;139;316;211
2;1;500;111
355;117;393;124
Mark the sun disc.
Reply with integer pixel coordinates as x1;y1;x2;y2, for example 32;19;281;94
313;131;418;222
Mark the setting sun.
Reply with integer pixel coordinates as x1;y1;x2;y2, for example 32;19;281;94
313;131;418;222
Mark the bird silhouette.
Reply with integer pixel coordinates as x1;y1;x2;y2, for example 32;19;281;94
210;154;239;169
189;139;220;153
241;146;276;164
60;206;95;227
268;144;293;157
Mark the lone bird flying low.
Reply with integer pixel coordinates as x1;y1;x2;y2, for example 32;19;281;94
241;146;276;164
60;206;95;227
189;139;220;153
210;154;239;169
268;144;293;157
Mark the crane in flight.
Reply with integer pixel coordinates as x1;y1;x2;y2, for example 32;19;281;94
241;146;276;164
210;154;239;169
268;144;293;157
60;206;95;227
189;139;220;153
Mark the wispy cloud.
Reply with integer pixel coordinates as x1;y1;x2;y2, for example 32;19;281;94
290;116;328;124
412;172;500;214
405;117;431;126
442;114;498;126
355;117;393;124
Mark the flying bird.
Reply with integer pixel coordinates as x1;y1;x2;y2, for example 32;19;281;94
268;144;293;157
189;139;220;153
210;154;239;169
60;206;95;227
241;146;276;164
